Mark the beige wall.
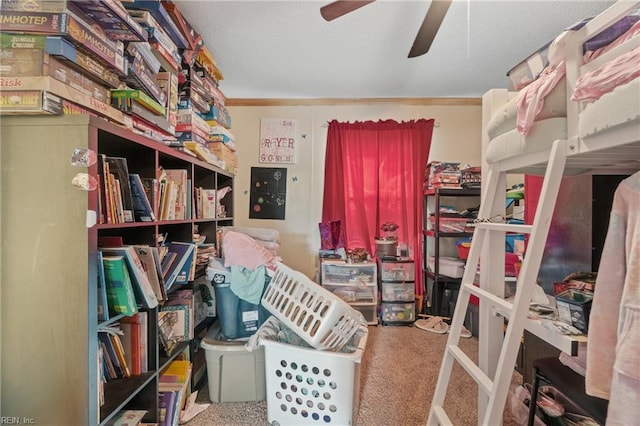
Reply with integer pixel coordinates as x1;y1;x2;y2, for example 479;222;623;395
227;100;483;278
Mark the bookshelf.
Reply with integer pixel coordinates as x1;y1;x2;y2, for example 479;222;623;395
0;115;233;425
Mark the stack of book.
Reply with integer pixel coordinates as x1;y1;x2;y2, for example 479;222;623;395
0;0;233;160
96;155;156;225
159;359;192;426
425;161;463;190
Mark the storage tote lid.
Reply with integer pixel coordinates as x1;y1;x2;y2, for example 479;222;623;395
201;325;257;351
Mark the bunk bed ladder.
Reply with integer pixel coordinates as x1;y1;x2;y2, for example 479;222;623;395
427;139;568;426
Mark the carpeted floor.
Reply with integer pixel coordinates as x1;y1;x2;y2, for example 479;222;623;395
184;325;522;425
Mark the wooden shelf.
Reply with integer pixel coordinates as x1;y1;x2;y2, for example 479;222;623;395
1;115;233;425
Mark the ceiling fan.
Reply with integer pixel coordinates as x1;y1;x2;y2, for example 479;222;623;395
320;0;452;58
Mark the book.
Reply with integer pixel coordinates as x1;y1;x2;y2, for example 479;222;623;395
109;332;131;378
198;188;216;219
98;331;124;379
162;242;196;289
157;310;178;355
129;174;156;222
100;246;159;309
120;313;144;376
160;359;192;418
99;340;117;381
106;409;148;426
160;359;192;384
97;154;112;224
132;244;166;302
160;251;177;280
163;169;188;220
104;156;135;223
101;255;138;316
158;308;188;348
141;177;159;219
163;289;194;340
174;245;195;286
97;251;109;322
158;390;177;426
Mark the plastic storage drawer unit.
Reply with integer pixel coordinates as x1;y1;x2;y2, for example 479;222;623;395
379;302;415;324
201;326;266;403
379;260;415;282
380;282;414;302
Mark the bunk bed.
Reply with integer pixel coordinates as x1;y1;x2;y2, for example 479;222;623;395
446;1;640;424
430;2;639;423
482;0;640;176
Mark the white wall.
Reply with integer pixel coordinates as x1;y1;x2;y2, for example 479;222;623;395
227;101;482;278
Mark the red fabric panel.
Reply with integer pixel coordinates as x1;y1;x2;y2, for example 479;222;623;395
524;175;543;225
322;119;434;295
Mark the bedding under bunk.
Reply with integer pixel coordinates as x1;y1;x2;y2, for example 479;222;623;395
483;0;640;175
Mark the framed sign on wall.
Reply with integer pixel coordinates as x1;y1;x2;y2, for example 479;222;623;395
259;118;296;164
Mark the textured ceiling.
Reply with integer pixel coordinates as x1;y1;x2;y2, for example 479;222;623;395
175;0;617;99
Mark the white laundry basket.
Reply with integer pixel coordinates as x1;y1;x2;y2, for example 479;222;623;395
256;317;368;425
261;263;366;352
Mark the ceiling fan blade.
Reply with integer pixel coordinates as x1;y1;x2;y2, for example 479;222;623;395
408;0;452;58
320;0;376;21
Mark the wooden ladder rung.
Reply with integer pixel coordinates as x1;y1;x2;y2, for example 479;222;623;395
462;283;514;315
448;345;494;395
471;222;533;234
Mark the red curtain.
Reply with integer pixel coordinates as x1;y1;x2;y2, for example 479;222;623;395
322;119;434;296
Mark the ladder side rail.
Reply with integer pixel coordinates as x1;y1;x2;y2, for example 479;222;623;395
481;139;568;426
428;166;506;425
477;167;509;423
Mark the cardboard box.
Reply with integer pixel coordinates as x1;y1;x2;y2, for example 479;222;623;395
69;0;148;42
43;36;121;88
0;90;62;114
0;11;68;34
65;10;126;74
111;88;166;117
0;76;128;125
0;0;68;13
155;71;178;128
124;53;167;106
0;49;110;103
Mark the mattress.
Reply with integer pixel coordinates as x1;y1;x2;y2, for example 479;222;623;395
485;117;566;164
486;79;567;141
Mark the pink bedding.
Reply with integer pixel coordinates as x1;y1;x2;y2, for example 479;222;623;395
515;17;640;136
572;45;640;102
